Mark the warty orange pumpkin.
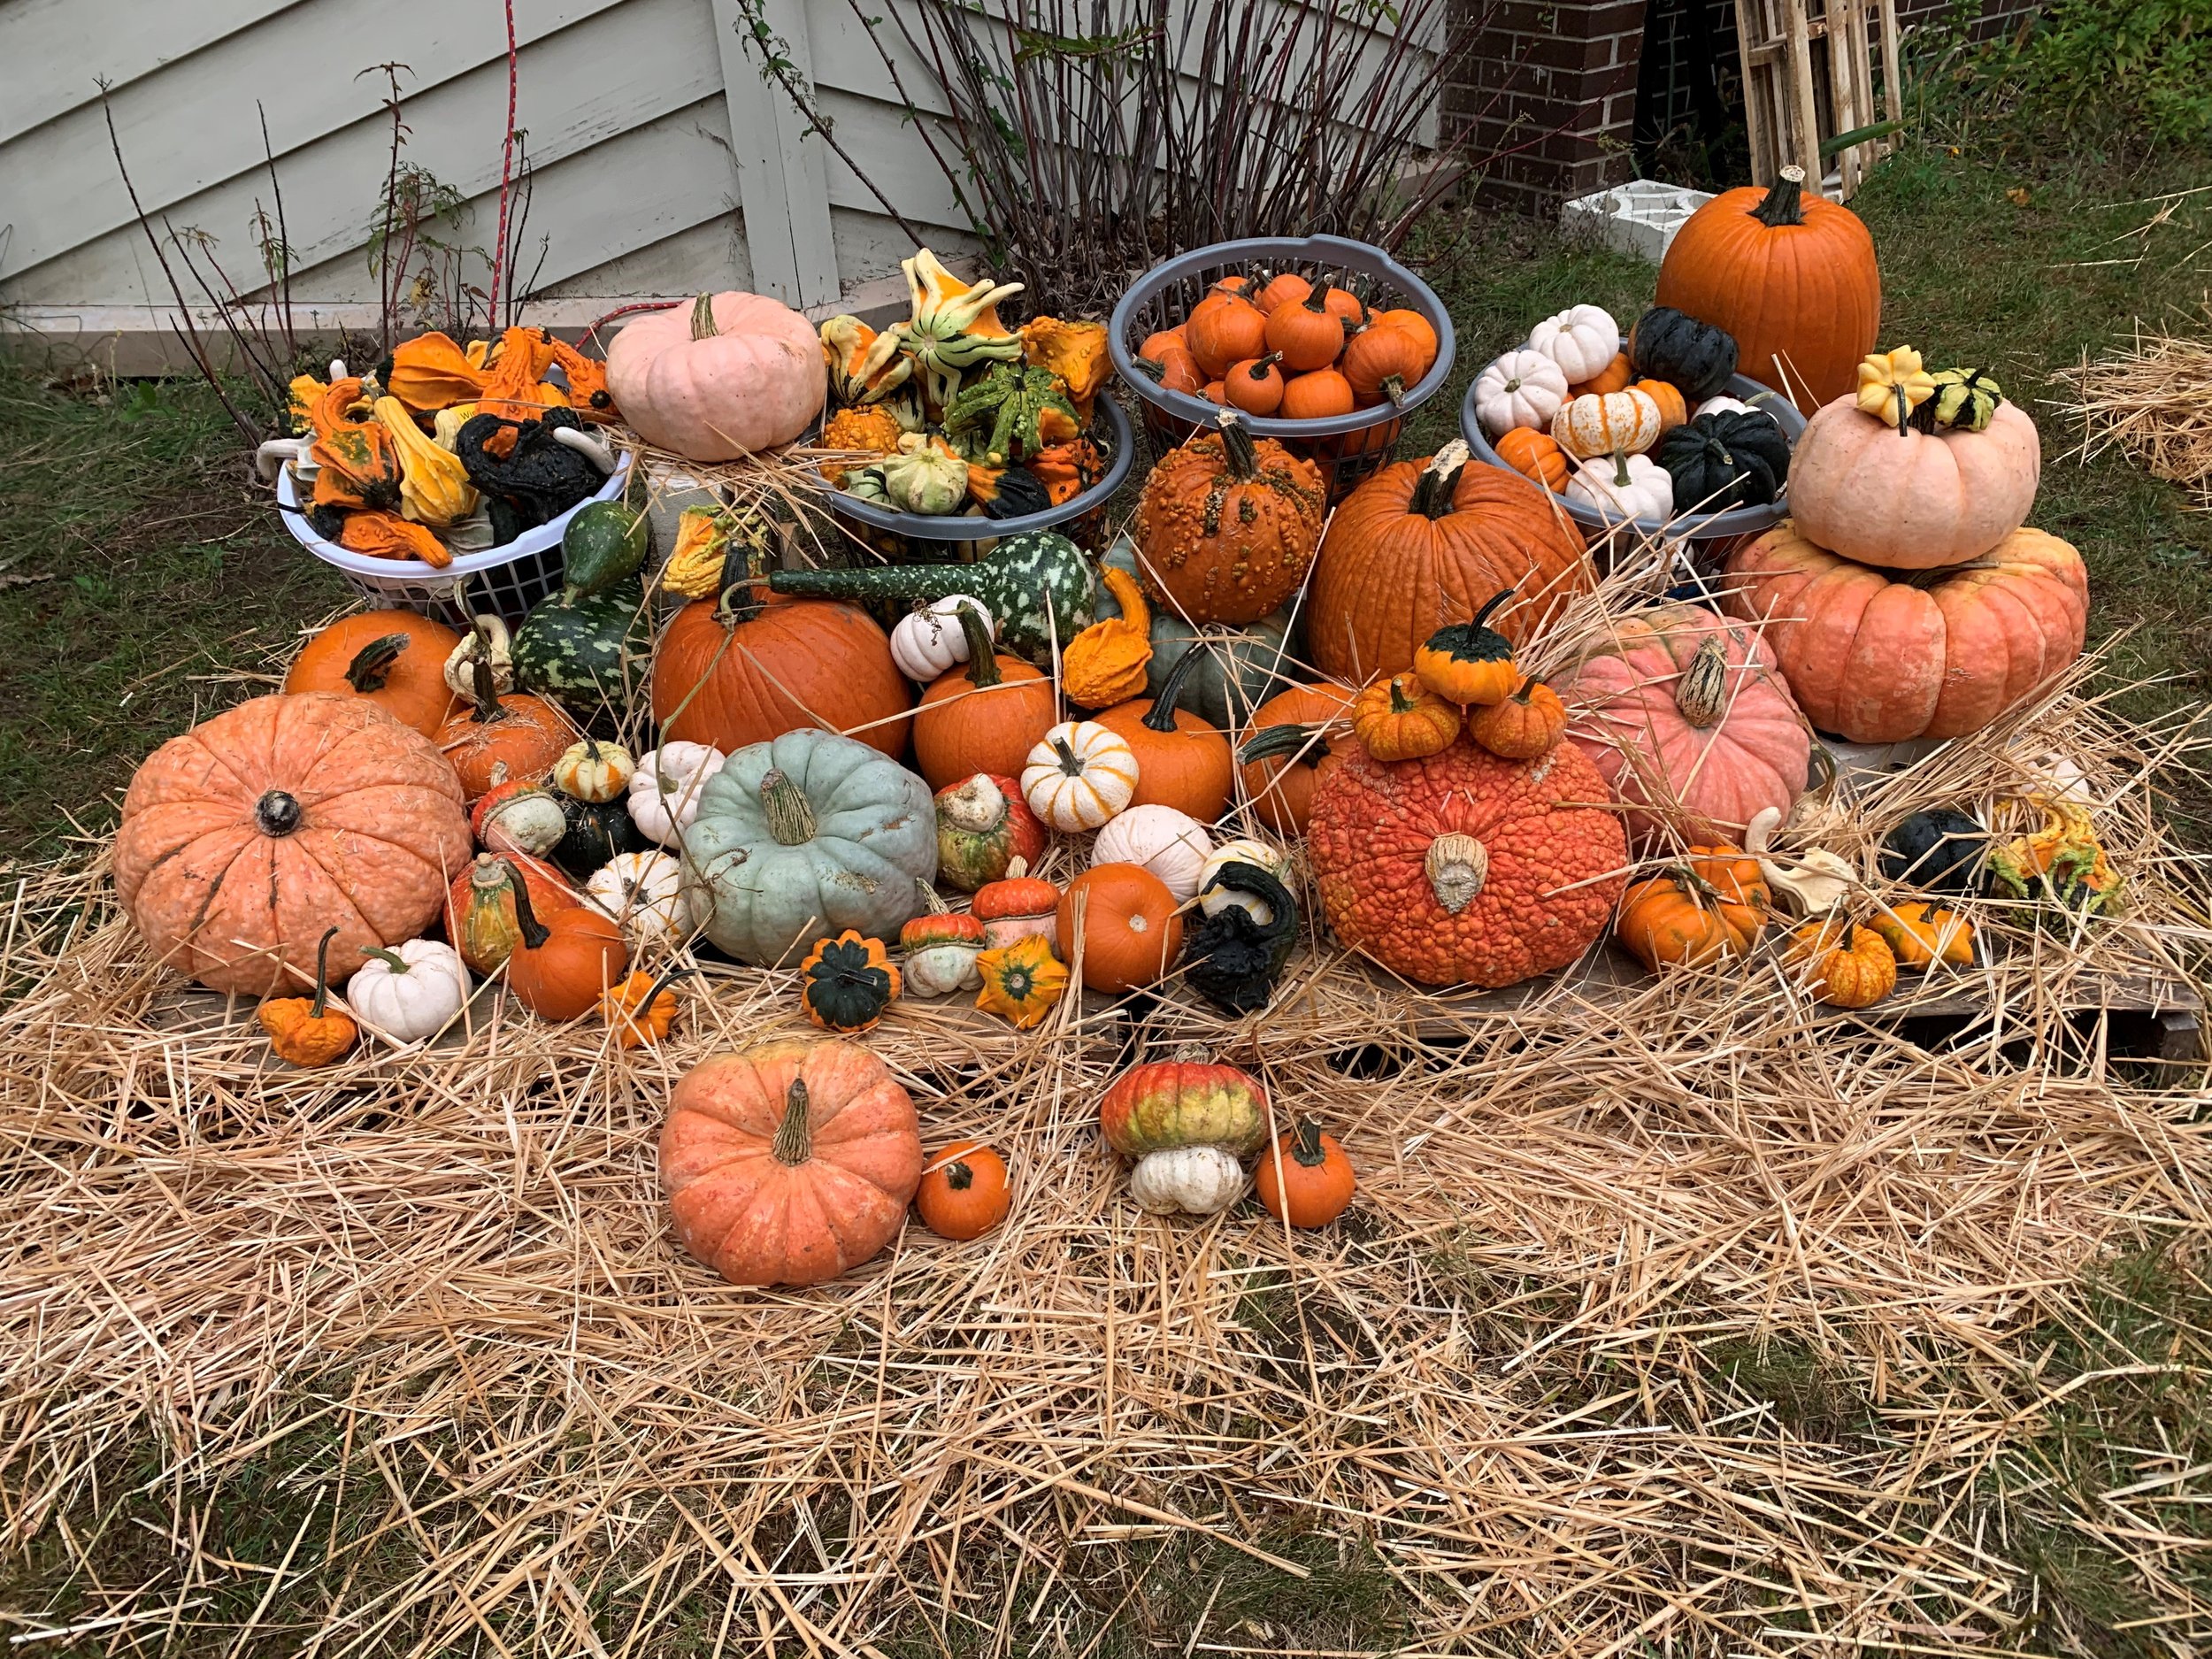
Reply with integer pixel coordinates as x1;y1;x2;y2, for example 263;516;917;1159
115;693;472;996
1134;411;1327;625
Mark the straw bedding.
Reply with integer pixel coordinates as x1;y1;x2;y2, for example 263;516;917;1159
4;544;2210;1655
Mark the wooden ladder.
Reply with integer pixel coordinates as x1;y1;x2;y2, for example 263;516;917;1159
1733;0;1902;200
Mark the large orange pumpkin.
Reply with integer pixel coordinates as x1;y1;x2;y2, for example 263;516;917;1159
282;611;461;737
660;1038;924;1287
1309;449;1587;683
1237;680;1358;833
1134;414;1327;625
1557;603;1812;848
115;693;472;995
1655;165;1881;411
1057;864;1184;995
1721;524;2089;744
1306;731;1626;988
650;559;911;761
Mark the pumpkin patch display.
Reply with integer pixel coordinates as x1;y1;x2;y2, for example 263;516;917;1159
1304;730;1627;988
116;693;472;997
1559;604;1812;847
283;611;461;736
1135;412;1326;625
660;1039;923;1288
1310;444;1587;683
1722;525;2088;743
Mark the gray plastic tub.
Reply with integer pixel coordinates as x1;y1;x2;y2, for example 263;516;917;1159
1109;234;1456;502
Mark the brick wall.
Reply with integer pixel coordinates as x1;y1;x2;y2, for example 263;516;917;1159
1449;0;2043;214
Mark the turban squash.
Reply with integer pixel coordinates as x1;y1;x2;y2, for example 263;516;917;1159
115;693;471;996
1557;603;1812;848
1721;525;2088;744
1305;730;1626;988
1308;444;1586;683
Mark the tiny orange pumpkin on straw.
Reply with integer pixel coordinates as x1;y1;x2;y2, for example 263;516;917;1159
257;926;360;1067
1255;1119;1356;1228
1785;917;1898;1008
1351;672;1460;762
601;969;680;1047
915;1140;1014;1240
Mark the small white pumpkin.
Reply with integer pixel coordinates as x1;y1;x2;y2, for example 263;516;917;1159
1526;304;1620;384
1023;721;1140;832
476;785;566;858
1564;451;1675;521
1472;349;1570;437
628;741;727;847
1128;1145;1248;1216
1694;394;1755;420
1551;388;1663;460
890;595;995;681
443;615;514;698
552;737;636;804
585;850;699;945
1198;838;1292;925
1091;805;1214;901
349;940;470;1043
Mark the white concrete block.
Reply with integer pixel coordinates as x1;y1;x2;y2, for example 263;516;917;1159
1561;180;1717;265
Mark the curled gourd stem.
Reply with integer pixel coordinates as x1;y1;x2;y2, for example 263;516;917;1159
772;1079;813;1165
1142;643;1209;735
1238;721;1334;765
956;602;1001;689
503;863;551;951
361;945;413;974
345;634;409;693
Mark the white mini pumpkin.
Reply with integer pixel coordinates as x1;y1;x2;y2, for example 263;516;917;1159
1090;805;1214;901
552;738;636;804
890;595;995;681
585;850;700;945
1564;451;1675;521
349;940;471;1043
1526;304;1620;384
627;741;727;847
1472;349;1570;437
1198;838;1292;925
1128;1145;1248;1216
1023;721;1140;832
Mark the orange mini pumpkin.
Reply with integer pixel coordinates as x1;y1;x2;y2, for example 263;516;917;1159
1494;427;1571;492
1094;651;1235;823
283;611;461;736
1255;1120;1357;1228
1627;378;1689;431
1263;287;1347;374
1187;294;1268;380
1057;864;1183;995
505;871;630;1022
1466;679;1567;760
1352;672;1461;761
660;1038;923;1287
1786;918;1898;1008
912;603;1056;792
1279;367;1356;420
915;1140;1013;1240
1569;352;1633;396
1614;849;1770;971
435;661;575;800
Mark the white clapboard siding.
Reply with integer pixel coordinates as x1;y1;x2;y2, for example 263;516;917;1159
0;0;1433;333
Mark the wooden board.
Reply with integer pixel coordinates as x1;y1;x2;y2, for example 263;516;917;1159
1732;0;1901;201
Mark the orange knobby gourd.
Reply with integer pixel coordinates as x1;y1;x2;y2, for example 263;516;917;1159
1094;650;1235;822
1057;864;1183;995
503;864;630;1022
912;603;1056;791
283;611;461;737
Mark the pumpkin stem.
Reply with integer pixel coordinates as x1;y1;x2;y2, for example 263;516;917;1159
1753;165;1808;228
1675;636;1730;729
759;768;818;845
956;602;1002;689
1238;721;1332;765
1386;674;1424;715
713;532;769;627
772;1078;814;1164
343;634;410;694
1144;642;1210;734
1424;833;1489;915
1290;1118;1328;1167
503;863;550;951
468;657;509;724
1611;451;1633;489
688;294;720;341
1409;455;1467;518
255;790;303;837
307;926;339;1018
944;1158;974;1191
360;945;412;974
1215;410;1259;480
1050;735;1086;776
1131;355;1170;385
916;877;951;917
1242;352;1283;384
1471;589;1517;633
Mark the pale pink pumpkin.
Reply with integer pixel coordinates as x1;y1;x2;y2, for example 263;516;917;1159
1559;603;1811;847
604;291;826;461
1722;524;2089;743
1786;396;2041;571
115;693;472;995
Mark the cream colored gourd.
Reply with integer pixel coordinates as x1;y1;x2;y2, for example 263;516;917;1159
1127;1144;1248;1216
1551;389;1663;459
890;597;995;681
349;940;471;1043
1023;721;1140;832
585;850;700;945
627;741;727;847
1091;805;1214;901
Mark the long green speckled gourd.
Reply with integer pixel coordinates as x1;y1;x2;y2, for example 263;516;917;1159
767;530;1095;664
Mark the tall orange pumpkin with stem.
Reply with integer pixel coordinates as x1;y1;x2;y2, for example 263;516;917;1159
1094;651;1234;822
503;866;630;1022
912;603;1057;791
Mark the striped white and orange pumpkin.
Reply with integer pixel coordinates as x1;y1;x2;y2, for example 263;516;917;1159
1550;388;1664;460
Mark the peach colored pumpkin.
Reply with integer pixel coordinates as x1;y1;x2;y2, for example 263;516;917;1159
605;292;826;461
115;693;471;995
1722;523;2089;743
1786;396;2041;571
1559;603;1811;847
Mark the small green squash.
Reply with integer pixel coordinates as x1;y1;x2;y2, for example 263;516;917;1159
767;530;1096;664
560;500;651;601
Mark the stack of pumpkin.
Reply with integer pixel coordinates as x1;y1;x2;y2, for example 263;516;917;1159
1133;269;1440;419
1473;301;1790;522
269;326;623;566
810;249;1114;518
